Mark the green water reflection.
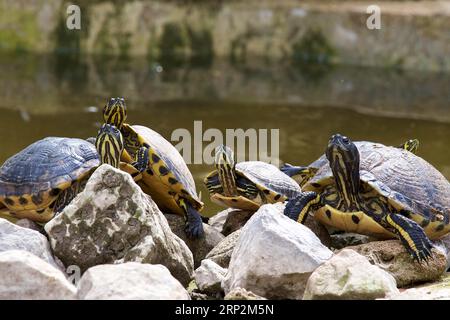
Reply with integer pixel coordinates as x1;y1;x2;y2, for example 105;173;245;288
1;53;450;216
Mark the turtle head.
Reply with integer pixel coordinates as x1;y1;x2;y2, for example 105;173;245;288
401;139;419;154
103;97;127;129
214;145;237;197
215;145;235;169
95;124;124;169
326;134;360;208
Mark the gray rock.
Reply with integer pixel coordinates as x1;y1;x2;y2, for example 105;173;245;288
15;218;44;233
165;213;224;268
45;164;194;286
222;203;333;299
222;209;254;236
0;250;76;300
208;209;231;233
386;274;450;300
206;229;242;268
330;233;373;250
77;262;190;300
224;287;267;300
433;235;450;269
304;216;332;248
0;218;60;269
194;259;227;294
304;249;399;300
348;240;447;287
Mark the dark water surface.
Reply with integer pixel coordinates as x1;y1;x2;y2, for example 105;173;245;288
1;53;450;216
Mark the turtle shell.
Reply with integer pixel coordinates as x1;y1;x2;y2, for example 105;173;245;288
121;124;202;215
208;161;301;210
236;161;301;200
0;137;99;221
305;141;450;239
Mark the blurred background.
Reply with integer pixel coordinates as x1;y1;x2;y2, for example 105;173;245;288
0;0;449;215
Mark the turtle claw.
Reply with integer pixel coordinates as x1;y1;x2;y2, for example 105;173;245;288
386;213;434;264
416;241;433;264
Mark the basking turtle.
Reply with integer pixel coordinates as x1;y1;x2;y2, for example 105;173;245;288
0;137;100;222
281;138;420;187
204;145;302;211
0;123;144;223
101;97;205;238
284;134;450;262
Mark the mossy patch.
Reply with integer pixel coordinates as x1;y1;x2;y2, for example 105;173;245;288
0;9;41;53
292;28;336;65
157;22;214;68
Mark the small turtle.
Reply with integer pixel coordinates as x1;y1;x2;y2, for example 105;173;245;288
281;138;420;187
204;145;302;211
283;134;450;262
100;97;205;238
0;123;143;223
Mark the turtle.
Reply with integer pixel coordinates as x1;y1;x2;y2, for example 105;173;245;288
204;145;302;211
281;138;420;187
0;123;144;223
0;137;100;223
99;97;205;238
283;134;450;262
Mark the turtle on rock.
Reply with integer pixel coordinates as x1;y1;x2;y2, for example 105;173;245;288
100;97;205;238
0;122;139;223
281;138;420;187
283;134;450;262
204;145;302;211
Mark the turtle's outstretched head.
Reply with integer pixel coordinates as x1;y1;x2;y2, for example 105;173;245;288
103;97;127;129
214;145;237;197
95;123;124;169
326;134;359;167
214;145;235;168
326;134;360;208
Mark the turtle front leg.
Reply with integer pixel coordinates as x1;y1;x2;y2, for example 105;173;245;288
284;191;321;223
179;198;204;239
383;213;433;262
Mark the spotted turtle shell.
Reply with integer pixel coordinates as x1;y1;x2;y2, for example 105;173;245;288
122;124;203;214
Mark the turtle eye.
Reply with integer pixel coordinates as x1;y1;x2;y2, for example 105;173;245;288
343;137;350;144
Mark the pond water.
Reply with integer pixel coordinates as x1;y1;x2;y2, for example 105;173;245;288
1;53;450;216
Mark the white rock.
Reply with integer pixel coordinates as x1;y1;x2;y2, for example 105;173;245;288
77;262;190;300
45;164;194;286
0;250;76;300
0;218;60;269
194;259;227;294
222;203;333;299
303;249;399;300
